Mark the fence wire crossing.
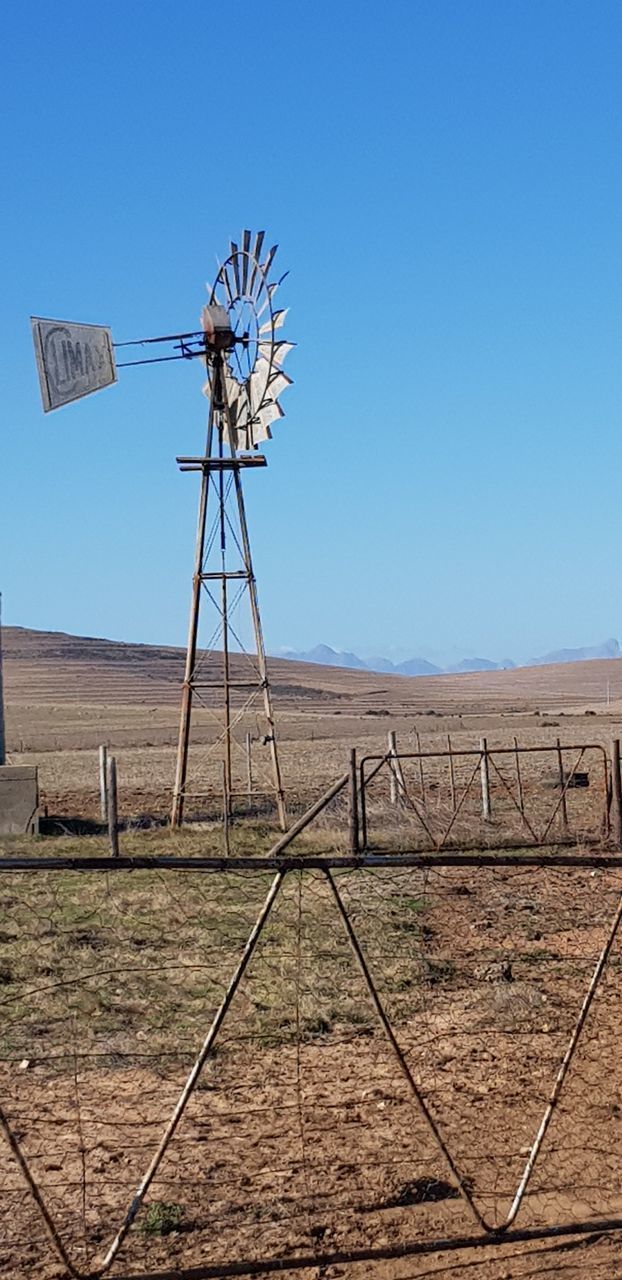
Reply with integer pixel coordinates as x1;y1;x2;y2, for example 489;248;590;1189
3;854;622;1278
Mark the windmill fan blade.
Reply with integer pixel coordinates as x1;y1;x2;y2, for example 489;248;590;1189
258;340;294;367
205;231;291;450
230;242;241;296
259;308;288;335
209;262;224;306
218;263;235;306
252;400;285;443
253;230;265;267
262;244;278;279
222;387;242;447
224;388;241;424
256;281;280;319
249;361;271;415
257;400;284;427
248;230;265;300
268;370;293;399
241;230;252;294
252;422;272;444
224;371;242;414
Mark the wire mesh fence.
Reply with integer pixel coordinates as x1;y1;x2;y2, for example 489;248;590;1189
360;743;611;851
3;853;622;1278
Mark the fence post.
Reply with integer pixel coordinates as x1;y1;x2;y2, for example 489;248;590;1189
556;738;569;833
480;737;491;820
245;733;253;806
106;755;119;858
99;744;108;823
388;731;397;806
447;733;456;811
513;735;524;816
223;761;231;856
388;730;406;806
415;730;427;809
359;758;368;851
611;739;622;847
348;748;359;854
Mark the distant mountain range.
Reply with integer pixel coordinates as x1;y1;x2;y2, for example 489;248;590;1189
279;639;622;676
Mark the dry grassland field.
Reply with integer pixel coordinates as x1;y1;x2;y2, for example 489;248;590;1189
4;625;622;826
3;629;622;1280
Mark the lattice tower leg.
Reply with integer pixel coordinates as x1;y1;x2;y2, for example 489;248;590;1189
171;361;286;830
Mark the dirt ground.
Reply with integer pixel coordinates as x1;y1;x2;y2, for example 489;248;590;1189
2;861;622;1279
4;630;622;1277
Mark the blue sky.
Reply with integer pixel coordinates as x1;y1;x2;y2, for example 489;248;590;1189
1;1;621;664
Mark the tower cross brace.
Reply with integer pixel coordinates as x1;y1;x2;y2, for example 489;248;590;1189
171;352;286;830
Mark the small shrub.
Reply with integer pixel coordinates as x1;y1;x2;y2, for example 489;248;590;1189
403;896;429;914
142;1202;183;1236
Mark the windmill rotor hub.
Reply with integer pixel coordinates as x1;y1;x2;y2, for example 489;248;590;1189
201;303;236;352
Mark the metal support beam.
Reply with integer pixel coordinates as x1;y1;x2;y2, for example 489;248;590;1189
171;354;286;830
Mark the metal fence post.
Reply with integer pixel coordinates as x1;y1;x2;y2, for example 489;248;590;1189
611;739;622;848
514;736;524;816
415;730;427;809
480;737;491;820
556;738;569;833
388;731;397;806
246;732;253;806
223;761;231;856
348;748;359;854
359;759;368;850
447;733;456;811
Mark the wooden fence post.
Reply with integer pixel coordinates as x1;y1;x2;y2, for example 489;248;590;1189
480;737;491;820
106;755;119;858
611;739;622;847
348;748;359;854
99;744;108;822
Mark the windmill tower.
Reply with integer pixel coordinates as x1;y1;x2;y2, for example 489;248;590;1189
171;232;293;829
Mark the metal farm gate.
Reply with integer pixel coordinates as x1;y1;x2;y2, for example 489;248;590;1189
3;848;622;1279
359;740;613;852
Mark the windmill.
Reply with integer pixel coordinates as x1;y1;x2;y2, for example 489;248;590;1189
171;232;293;828
30;230;293;830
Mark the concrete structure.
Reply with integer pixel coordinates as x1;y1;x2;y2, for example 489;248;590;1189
0;592;5;766
0;766;39;835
